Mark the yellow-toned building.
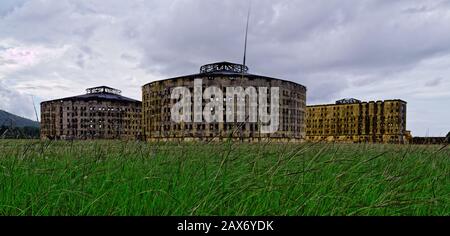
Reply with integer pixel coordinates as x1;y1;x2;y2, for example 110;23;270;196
306;98;409;143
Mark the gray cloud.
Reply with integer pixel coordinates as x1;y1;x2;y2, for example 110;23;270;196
0;0;449;136
0;81;35;118
425;77;443;87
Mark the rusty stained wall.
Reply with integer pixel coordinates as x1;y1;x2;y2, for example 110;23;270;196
142;76;307;142
40;99;142;140
306;100;408;143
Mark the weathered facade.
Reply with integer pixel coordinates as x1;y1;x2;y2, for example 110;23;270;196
306;98;409;143
40;86;142;140
412;136;449;145
142;62;307;142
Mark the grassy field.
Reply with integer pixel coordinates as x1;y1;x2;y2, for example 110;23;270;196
0;139;448;216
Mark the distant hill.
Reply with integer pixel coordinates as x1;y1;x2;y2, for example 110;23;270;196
0;109;39;128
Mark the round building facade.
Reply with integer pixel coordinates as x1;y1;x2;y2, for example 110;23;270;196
142;62;307;142
40;86;142;140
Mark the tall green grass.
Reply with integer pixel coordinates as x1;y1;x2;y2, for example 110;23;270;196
0;140;448;216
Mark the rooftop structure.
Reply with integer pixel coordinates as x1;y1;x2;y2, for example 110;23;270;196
86;86;122;95
336;98;361;105
200;61;249;74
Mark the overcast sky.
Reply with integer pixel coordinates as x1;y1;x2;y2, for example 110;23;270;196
0;0;449;136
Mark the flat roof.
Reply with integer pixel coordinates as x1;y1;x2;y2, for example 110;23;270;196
307;99;407;107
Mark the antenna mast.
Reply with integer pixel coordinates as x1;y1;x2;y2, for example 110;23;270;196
31;95;40;123
237;1;252;142
243;1;251;67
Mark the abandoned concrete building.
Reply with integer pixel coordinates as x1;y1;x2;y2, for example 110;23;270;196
40;86;142;140
306;98;409;143
142;61;307;142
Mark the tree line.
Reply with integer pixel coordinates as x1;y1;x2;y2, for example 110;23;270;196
0;126;40;139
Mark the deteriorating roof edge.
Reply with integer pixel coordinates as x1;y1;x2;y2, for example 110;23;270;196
40;92;141;105
141;72;307;91
307;99;407;108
